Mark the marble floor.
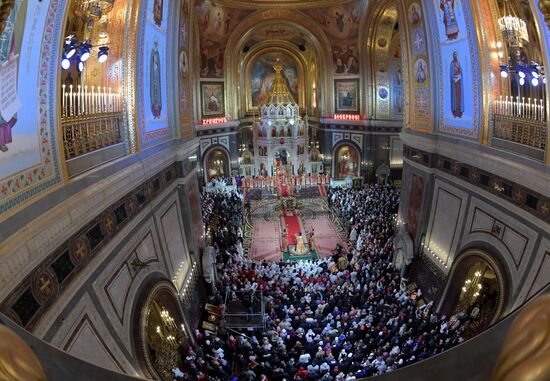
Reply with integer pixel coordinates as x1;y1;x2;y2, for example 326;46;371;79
244;187;347;262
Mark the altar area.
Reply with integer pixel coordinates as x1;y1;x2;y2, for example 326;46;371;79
243;177;348;262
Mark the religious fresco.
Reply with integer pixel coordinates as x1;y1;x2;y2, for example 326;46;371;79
195;2;252;78
335;79;359;113
142;0;169;132
244;24;304;48
334;145;359;179
251;52;299;106
438;0;460;40
205;149;229;180
431;0;479;137
414;58;428;84
408;2;422;26
402;0;432;130
0;0;64;214
372;8;397;120
178;0;193;137
390;34;404;117
200;82;225;117
0;0;33;177
306;2;364;76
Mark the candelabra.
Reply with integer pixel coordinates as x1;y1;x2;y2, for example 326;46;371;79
61;84;123;159
493;96;547;150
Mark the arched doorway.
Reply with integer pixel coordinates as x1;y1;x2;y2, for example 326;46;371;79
333;144;361;179
134;280;189;381
439;249;507;338
204;148;229;182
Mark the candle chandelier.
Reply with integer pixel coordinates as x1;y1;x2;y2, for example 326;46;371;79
74;0;115;23
498;0;529;57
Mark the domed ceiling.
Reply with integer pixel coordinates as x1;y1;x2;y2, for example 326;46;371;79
213;0;357;9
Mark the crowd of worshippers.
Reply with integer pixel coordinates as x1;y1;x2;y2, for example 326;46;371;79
201;189;245;260
180;185;465;381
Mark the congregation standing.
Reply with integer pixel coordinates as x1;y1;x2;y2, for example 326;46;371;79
181;184;465;381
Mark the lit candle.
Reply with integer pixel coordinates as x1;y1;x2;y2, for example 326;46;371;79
76;85;82;115
81;85;85;115
527;98;531;119
84;86;88;114
108;87;112;112
91;86;95;113
519;98;525;118
103;87;107;113
69;85;73;116
62;84;66;117
96;87;101;113
65;93;69;118
504;95;508;115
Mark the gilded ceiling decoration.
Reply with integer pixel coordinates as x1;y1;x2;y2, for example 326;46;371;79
211;0;357;10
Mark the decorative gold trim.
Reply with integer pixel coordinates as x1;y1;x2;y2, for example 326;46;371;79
123;0;141;154
0;324;48;381
212;0;356;10
469;0;491;146
492;293;550;381
365;3;398;120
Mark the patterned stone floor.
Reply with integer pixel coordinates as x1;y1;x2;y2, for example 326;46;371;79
244;187;347;262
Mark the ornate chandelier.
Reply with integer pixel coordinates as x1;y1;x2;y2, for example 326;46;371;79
498;0;529;55
75;0;115;22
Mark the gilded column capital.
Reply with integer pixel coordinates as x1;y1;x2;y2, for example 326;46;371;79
540;0;550;29
0;324;48;381
492;294;550;381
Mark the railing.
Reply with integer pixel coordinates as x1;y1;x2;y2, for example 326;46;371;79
61;85;123;160
492;97;547;158
62;112;123;159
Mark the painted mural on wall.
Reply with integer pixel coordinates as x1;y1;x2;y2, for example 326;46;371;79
196;2;251;78
251;52;299;106
372;9;398;120
307;3;364;76
390;34;404;117
403;0;432;130
0;0;31;177
178;0;192;137
143;0;169;133
335;145;359;179
0;0;64;214
335;79;359;113
200;82;224;117
431;0;479;137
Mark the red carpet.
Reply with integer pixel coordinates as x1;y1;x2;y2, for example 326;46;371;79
319;185;327;197
283;210;301;245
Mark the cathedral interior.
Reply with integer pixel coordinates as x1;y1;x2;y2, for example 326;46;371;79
0;0;549;380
